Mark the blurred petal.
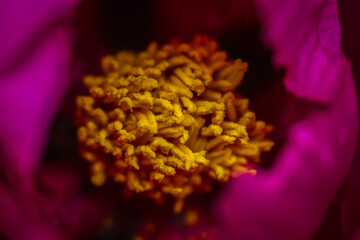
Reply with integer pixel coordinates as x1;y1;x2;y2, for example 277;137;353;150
216;0;359;239
34;162;111;239
341;186;360;239
0;0;79;67
0;183;57;240
0;162;109;240
0;0;79;180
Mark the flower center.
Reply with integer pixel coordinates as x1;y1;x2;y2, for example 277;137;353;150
76;35;273;212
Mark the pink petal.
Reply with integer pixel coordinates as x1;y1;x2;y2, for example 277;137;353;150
254;0;344;103
34;162;111;239
0;0;79;67
0;162;110;240
0;183;59;240
216;0;359;239
0;0;79;181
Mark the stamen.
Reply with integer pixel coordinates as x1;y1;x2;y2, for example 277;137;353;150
76;35;273;212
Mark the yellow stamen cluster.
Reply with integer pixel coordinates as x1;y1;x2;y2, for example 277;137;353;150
76;35;273;212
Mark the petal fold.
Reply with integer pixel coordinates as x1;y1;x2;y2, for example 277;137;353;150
254;0;344;103
0;0;79;180
216;0;359;239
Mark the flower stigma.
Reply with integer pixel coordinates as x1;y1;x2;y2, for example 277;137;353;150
76;35;274;213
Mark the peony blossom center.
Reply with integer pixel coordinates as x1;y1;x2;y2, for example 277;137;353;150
76;35;273;212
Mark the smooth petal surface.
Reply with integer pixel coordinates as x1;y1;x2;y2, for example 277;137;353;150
0;0;79;68
0;0;79;181
216;0;359;239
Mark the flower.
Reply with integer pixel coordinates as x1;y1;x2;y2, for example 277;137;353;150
0;0;358;239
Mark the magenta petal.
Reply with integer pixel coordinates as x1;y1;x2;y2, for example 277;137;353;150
0;0;79;180
0;164;109;240
254;0;344;103
0;183;59;240
33;164;111;239
0;28;73;180
0;0;79;67
216;0;359;239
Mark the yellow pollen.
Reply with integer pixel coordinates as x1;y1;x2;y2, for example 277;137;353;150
76;35;273;212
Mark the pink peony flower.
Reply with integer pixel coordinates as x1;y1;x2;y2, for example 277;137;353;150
0;0;358;239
